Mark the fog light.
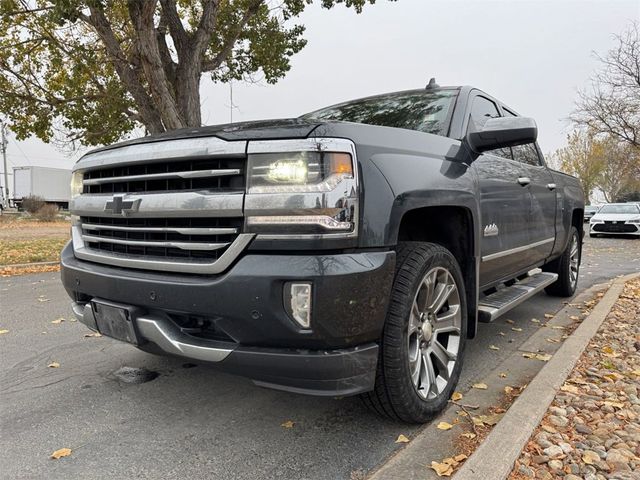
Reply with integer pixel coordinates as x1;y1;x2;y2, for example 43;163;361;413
288;283;312;329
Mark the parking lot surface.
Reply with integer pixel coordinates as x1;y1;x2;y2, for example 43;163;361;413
1;235;638;480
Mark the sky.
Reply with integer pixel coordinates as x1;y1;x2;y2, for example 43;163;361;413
2;0;639;183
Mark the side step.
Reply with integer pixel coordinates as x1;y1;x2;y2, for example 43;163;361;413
478;272;558;323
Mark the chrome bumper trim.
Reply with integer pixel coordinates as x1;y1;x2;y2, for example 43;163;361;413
71;301;235;362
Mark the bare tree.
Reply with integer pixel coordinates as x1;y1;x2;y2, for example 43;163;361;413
572;23;640;147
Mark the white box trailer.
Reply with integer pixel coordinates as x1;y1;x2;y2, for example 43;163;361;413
13;166;71;209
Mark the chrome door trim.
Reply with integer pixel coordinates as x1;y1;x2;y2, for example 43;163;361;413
481;237;555;262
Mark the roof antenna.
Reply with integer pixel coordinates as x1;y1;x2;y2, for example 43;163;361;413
425;77;439;89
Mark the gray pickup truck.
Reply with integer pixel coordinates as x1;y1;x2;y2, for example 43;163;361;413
61;81;584;423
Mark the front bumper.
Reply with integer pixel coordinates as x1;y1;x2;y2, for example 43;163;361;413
61;243;395;396
590;222;640;235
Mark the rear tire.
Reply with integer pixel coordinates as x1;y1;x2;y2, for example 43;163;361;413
544;226;581;297
360;242;467;423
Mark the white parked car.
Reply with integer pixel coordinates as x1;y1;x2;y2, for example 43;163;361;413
589;203;640;237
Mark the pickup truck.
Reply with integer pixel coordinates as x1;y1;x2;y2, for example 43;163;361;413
61;82;585;423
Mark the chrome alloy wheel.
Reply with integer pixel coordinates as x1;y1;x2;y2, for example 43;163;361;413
407;267;462;400
569;233;580;286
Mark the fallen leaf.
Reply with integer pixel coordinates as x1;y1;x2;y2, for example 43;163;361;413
546;338;560;344
504;386;514;394
430;461;453;477
560;384;580;394
395;434;410;443
281;420;295;428
511;327;523;332
505;319;514;324
603;401;624;409
602;346;614;354
544;314;554;319
551;326;565;330
582;450;599;464
48;362;60;368
84;332;102;338
472;383;488;390
437;422;453;431
451;392;463;402
51;318;64;324
497;332;505;336
37;298;50;303
472;413;504;426
454;454;468;462
489;345;500;351
50;448;72;460
499;372;507;378
522;352;552;361
457;410;468;417
0;329;8;335
569;315;580;321
461;432;476;439
531;318;540;323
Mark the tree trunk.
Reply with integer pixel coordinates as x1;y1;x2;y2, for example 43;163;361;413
128;0;185;131
175;67;202;127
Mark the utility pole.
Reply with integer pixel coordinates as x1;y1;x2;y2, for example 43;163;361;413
230;81;234;123
0;122;8;202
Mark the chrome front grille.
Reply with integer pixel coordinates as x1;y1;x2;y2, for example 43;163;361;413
79;216;243;261
70;137;254;274
82;156;244;194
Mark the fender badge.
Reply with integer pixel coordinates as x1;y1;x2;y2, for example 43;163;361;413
484;223;499;237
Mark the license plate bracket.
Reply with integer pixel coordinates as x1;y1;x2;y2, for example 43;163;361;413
92;300;141;345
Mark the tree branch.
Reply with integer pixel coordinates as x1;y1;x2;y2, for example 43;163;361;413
201;1;263;72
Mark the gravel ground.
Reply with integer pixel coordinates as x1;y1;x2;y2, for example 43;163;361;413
509;278;640;480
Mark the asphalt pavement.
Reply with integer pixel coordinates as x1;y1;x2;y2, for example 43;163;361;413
1;234;638;480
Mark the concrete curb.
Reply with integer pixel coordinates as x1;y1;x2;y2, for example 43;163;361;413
454;272;640;480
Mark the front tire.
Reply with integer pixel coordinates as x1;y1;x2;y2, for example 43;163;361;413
544;226;581;297
361;242;467;423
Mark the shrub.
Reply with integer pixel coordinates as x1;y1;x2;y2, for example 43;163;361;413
34;204;59;222
22;195;46;214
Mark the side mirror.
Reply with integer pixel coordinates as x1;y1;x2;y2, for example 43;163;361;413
467;116;537;153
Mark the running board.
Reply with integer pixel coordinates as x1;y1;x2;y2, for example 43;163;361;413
478;272;558;323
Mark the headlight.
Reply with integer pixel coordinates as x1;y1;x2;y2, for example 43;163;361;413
247;151;353;193
70;171;84;199
627;218;640;224
244;141;358;239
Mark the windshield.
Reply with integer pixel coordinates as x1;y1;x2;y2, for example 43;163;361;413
598;204;640;214
301;89;458;136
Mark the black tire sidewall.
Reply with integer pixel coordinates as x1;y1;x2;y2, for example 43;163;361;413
382;243;467;423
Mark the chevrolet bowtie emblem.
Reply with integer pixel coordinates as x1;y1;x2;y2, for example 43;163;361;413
104;196;141;216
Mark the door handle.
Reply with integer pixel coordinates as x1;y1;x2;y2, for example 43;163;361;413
547;183;557;190
517;177;531;186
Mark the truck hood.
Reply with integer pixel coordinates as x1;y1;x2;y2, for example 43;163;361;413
591;213;640;222
82;118;323;157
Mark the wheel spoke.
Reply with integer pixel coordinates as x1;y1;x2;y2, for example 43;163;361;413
429;283;454;313
421;350;437;397
434;306;461;334
418;272;436;312
409;302;422;334
431;339;455;375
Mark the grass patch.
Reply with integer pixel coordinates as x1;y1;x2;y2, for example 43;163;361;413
0;237;69;265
